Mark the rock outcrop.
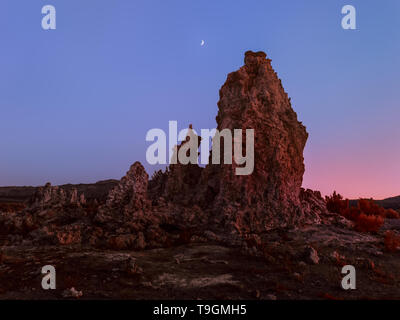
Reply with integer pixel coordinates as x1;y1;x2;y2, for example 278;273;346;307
0;50;328;250
162;125;203;206
29;183;86;208
102;162;150;214
97;162;151;228
199;51;321;234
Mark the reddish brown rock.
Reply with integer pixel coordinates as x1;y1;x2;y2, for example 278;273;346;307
300;188;325;223
56;225;82;245
108;234;136;250
0;50;329;251
106;161;150;211
95;161;151;224
95;161;171;249
161;125;203;206
29;183;86;208
201;51;319;234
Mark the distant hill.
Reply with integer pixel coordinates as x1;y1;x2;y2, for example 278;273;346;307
0;179;119;203
349;195;400;210
376;196;400;210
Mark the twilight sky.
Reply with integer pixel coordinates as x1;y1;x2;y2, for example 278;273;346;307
0;0;399;199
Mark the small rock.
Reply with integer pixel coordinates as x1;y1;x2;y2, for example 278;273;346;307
367;258;375;270
62;287;83;299
204;231;219;241
330;251;345;263
293;272;302;281
126;257;143;274
135;232;146;250
304;246;319;265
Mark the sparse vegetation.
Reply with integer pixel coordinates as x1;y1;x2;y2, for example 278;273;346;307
384;231;400;252
325;192;398;233
353;213;384;233
326;191;348;214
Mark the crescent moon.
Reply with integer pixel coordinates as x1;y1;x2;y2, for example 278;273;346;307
201;40;205;46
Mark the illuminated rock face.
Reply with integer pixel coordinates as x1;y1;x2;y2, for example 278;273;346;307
147;51;323;235
202;51;320;233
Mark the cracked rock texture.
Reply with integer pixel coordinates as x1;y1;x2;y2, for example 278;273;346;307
200;51;322;234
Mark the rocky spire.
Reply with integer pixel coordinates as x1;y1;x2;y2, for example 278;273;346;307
102;162;150;212
202;50;320;233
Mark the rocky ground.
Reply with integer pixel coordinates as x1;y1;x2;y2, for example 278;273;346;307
1;220;400;300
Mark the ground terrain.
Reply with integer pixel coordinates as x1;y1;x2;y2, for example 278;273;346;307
1;220;400;300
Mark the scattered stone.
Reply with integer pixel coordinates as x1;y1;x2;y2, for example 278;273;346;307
266;294;277;301
126;257;143;274
330;251;345;264
304;246;319;265
293;273;302;281
62;287;83;299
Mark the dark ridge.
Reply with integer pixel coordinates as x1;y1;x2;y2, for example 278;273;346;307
349;196;400;210
0;179;119;203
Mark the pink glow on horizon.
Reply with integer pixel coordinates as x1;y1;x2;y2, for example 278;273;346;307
303;143;400;200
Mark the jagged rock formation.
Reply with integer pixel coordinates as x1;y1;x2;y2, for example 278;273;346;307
146;51;325;242
99;162;150;217
2;51;400;301
300;189;325;222
93;162;159;249
0;181;89;246
198;51;321;234
160;125;203;206
29;183;86;208
0;50;328;250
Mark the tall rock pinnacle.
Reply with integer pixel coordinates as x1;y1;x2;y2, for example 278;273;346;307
204;50;318;233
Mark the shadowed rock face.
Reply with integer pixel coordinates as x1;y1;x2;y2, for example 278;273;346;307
201;51;318;233
29;183;86;208
95;162;151;225
162;125;203;206
105;162;150;212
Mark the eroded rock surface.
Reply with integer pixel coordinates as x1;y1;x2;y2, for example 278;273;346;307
200;51;321;235
29;183;86;208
